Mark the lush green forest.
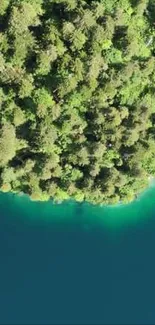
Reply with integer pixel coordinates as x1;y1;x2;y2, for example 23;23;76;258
0;0;155;204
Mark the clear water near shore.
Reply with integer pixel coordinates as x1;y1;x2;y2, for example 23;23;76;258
2;179;155;229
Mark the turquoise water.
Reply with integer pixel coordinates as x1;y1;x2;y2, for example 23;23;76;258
1;185;155;323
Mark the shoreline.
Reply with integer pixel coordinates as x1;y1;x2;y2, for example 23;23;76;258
0;175;155;209
0;177;155;229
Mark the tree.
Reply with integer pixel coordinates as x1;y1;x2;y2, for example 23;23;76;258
0;122;16;166
0;0;10;15
36;45;58;75
11;31;35;67
19;74;34;98
33;88;55;118
13;106;26;126
9;2;40;36
71;30;86;51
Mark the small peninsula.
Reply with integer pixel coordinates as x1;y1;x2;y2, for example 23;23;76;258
0;0;155;205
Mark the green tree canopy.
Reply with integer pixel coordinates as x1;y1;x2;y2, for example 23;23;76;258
0;0;154;205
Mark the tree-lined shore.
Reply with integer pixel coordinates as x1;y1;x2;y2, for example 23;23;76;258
0;0;155;204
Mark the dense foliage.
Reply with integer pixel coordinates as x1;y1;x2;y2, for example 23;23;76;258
0;0;155;204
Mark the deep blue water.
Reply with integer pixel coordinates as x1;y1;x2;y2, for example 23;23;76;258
0;189;155;324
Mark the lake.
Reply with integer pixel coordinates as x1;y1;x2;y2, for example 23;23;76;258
0;185;155;324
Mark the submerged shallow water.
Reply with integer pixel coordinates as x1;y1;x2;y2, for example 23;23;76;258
0;185;155;324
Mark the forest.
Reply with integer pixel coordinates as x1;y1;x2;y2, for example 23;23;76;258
0;0;155;205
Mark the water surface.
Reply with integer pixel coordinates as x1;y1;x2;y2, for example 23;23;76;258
0;186;155;324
